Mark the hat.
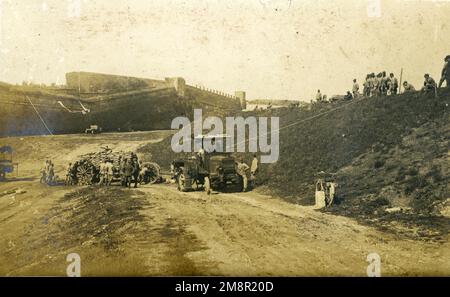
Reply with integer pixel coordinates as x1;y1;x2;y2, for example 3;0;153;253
445;55;450;61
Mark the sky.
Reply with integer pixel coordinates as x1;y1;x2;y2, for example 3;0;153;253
0;0;449;101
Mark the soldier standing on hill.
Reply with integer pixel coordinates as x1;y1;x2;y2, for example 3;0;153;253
316;90;323;102
380;71;388;95
388;73;398;95
372;73;381;96
438;55;450;88
352;79;359;98
363;75;371;97
421;74;436;92
403;81;415;92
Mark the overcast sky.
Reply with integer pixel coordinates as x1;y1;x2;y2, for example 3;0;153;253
0;0;449;101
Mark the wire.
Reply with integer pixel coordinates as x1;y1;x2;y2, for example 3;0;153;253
25;96;53;135
234;97;363;148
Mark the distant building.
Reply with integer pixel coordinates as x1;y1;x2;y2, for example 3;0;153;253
235;91;246;109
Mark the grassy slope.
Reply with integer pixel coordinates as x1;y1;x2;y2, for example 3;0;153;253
139;89;450;238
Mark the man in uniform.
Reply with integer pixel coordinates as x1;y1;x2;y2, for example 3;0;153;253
105;160;114;186
403;81;415;92
120;158;128;187
131;158;140;188
438;55;450;88
236;159;250;192
344;91;353;100
65;163;73;186
363;75;370;97
123;159;134;188
380;71;388;95
98;160;107;186
372;73;381;96
250;154;259;188
315;89;323;102
352;79;359;99
47;162;55;185
388;73;398;95
421;74;436;92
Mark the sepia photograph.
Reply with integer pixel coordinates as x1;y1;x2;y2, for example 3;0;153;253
0;0;448;285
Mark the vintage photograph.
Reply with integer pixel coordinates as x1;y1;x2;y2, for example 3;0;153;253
0;0;448;278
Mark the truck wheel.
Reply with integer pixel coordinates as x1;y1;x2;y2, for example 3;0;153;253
178;173;187;192
204;176;211;195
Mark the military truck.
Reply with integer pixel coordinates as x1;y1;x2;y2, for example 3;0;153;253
85;124;102;134
172;135;243;194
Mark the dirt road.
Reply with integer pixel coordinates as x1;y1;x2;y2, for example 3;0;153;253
0;132;448;276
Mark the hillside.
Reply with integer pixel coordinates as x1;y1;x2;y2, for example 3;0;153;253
140;89;450;239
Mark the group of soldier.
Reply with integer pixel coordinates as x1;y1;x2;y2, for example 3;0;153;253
235;154;258;192
359;72;400;98
315;54;450;102
62;152;143;188
118;153;141;188
40;160;56;185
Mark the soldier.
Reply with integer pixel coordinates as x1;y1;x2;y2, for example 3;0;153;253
47;162;55;185
131;159;140;188
65;162;73;186
369;73;376;96
388;73;398;95
139;163;149;184
372;73;381;96
105;160;114;186
380;71;388;95
124;159;134;188
120;158;128;187
421;74;436;92
98;160;107;186
403;81;415;92
363;75;370;97
250;154;259;188
344;91;353;100
236;159;250;192
40;160;49;183
438;55;450;88
315;89;323;102
352;79;359;99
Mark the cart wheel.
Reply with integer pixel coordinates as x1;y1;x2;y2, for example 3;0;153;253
204;176;211;195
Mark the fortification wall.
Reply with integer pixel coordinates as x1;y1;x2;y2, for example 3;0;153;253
185;85;242;115
0;72;244;136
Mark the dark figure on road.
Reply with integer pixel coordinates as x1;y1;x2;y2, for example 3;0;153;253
123;160;134;188
132;159;140;188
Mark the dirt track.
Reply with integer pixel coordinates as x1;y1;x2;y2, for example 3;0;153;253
0;132;448;276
